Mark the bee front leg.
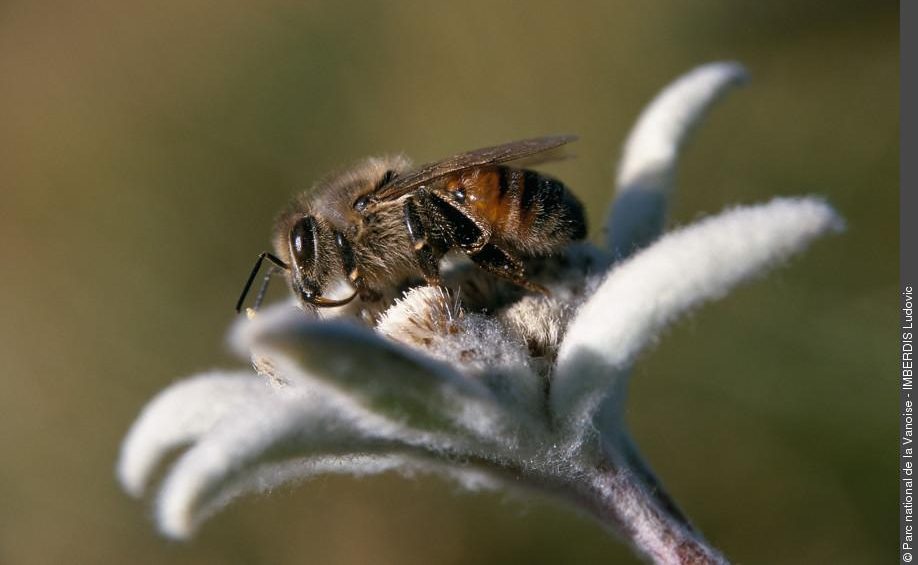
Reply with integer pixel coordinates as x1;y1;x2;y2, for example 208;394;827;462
403;195;444;286
334;229;381;303
469;243;549;295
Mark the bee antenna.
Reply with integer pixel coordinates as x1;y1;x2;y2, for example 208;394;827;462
236;252;289;313
252;264;280;311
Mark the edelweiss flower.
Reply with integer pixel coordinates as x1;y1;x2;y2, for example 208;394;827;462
118;62;843;565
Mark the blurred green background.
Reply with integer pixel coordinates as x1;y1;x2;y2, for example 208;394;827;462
0;1;897;564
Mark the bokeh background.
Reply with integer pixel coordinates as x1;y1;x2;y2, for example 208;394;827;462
0;1;897;564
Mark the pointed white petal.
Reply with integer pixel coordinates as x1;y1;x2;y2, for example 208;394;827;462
154;389;500;538
228;299;306;358
161;451;503;539
554;197;843;432
608;62;748;258
246;309;515;442
117;372;270;497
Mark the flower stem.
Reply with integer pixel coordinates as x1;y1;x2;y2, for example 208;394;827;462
574;463;728;565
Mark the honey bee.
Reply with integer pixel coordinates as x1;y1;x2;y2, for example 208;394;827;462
236;135;587;313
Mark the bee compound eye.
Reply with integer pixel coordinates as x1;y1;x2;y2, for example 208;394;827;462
290;216;318;262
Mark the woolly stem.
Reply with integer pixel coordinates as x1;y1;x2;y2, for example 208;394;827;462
460;448;728;564
573;463;728;565
605;433;695;531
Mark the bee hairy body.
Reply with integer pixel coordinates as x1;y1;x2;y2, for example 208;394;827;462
238;136;587;313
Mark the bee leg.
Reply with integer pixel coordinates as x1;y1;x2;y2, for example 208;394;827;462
420;189;490;252
469;243;549;295
334;229;382;303
403;196;444;286
349;274;381;303
359;288;382;302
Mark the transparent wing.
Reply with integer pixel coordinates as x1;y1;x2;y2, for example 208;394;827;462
372;135;577;202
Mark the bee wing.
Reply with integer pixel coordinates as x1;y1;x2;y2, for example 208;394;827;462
372;135;577;201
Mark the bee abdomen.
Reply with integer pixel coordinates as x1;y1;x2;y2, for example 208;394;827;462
510;168;587;250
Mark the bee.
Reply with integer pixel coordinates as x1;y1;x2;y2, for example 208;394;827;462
235;135;587;313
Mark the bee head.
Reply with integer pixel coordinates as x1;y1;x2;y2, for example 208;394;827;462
287;215;356;308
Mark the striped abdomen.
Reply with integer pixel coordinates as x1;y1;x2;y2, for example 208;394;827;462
438;165;587;255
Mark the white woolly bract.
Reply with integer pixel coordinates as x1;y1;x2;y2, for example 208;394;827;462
228;299;309;358
553;197;843;433
117;372;275;497
161;449;504;539
154;392;464;538
608;62;748;257
378;286;546;422
245;308;527;448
